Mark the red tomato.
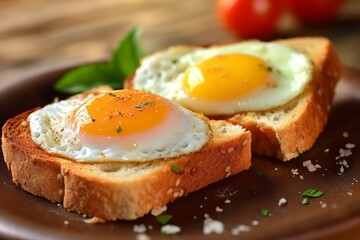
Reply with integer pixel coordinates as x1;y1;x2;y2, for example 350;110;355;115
216;0;284;39
283;0;343;25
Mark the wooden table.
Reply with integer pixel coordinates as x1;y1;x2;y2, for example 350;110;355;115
1;0;360;87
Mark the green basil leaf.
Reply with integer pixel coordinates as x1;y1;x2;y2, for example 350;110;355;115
55;63;121;93
112;26;145;77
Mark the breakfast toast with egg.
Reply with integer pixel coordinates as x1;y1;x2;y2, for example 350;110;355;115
1;88;251;220
126;37;341;161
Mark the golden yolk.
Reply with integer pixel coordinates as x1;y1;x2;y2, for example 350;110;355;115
81;90;171;136
183;53;270;100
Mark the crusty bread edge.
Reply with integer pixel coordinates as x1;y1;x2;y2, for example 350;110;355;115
228;37;341;160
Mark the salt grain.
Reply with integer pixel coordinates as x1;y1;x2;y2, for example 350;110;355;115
203;218;224;235
231;224;251;235
291;169;299;176
346;143;355;149
215;206;224;212
133;224;147;233
278;198;287;206
161;225;181;235
135;233;151;240
252;220;260;226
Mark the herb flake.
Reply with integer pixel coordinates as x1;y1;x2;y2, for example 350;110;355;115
115;126;122;134
302;197;310;205
302;188;324;198
156;214;173;225
260;208;270;217
171;165;181;174
135;101;155;109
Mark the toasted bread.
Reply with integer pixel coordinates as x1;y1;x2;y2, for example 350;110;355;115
1;90;251;220
125;37;341;160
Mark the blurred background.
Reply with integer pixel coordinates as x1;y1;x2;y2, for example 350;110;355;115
0;0;359;86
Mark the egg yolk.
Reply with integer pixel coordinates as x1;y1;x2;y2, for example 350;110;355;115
80;90;171;136
183;53;270;101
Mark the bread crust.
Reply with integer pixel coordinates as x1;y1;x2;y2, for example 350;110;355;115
126;37;341;160
2;110;251;220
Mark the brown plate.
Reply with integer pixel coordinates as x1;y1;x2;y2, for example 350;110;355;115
0;66;359;240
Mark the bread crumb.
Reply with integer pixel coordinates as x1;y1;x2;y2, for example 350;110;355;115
161;224;181;235
278;198;287;206
231;224;251;235
194;216;197;220
347;192;353;196
151;205;167;216
203;218;224;235
274;168;278;171
300;175;304;180
215;206;223;212
84;217;106;224
133;224;147;233
225;199;231;204
200;205;203;208
324;148;329;153
148;225;153;230
21;121;27;126
342;132;349;138
64;220;69;225
135;233;151;240
321;203;327;208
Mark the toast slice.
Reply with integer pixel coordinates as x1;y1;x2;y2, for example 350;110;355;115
126;37;341;160
1;101;251;220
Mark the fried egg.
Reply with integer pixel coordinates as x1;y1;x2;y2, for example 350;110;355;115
132;42;313;115
29;89;210;162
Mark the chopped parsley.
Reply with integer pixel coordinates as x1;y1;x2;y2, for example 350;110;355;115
108;92;117;97
267;66;273;72
135;101;155;109
302;197;310;205
171;59;178;64
260;208;270;217
256;170;264;177
171;165;181;174
156;214;173;225
115;126;122;133
302;188;324;198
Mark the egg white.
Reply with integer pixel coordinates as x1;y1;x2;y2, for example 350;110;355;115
29;93;210;162
133;42;313;115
